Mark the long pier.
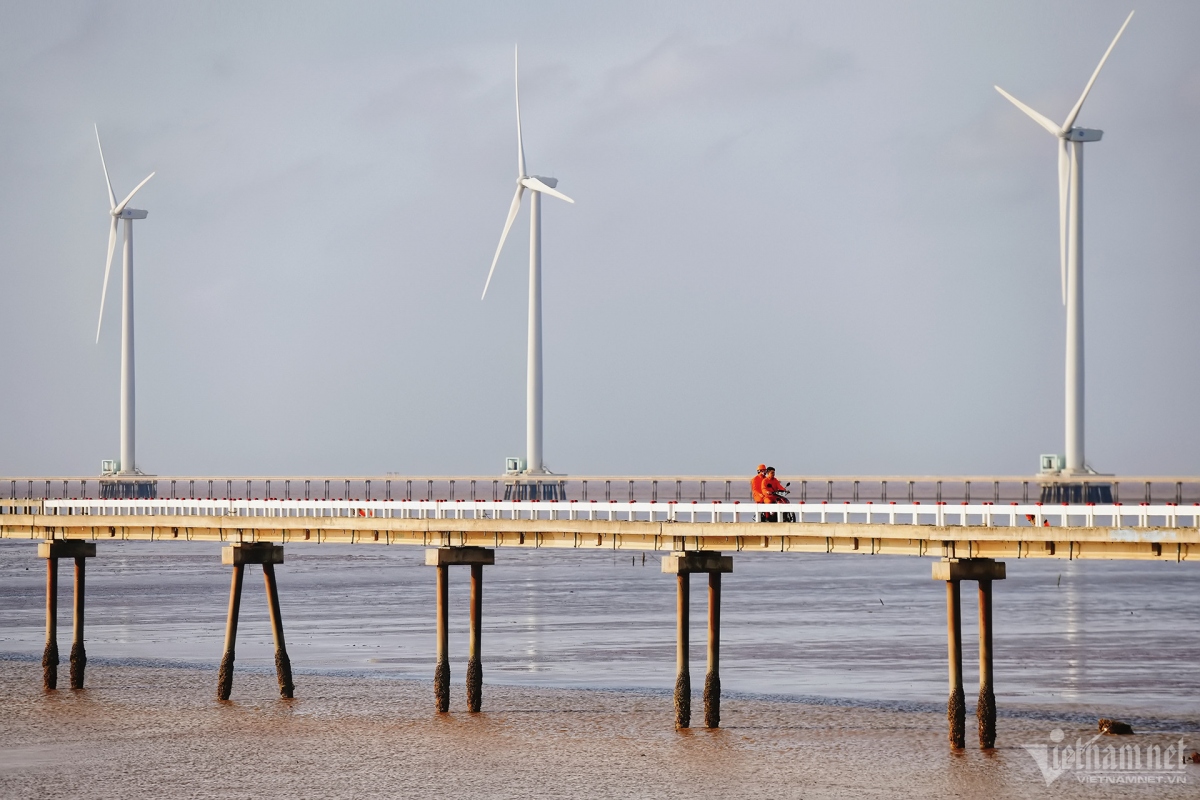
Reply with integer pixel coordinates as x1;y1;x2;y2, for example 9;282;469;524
3;490;1198;751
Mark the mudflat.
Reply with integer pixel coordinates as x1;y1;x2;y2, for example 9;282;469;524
1;659;1196;799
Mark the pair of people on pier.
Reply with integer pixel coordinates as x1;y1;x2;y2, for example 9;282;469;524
752;465;788;504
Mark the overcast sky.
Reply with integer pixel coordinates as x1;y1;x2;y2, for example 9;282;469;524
0;1;1196;478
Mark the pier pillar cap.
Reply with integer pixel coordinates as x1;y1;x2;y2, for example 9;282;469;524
38;539;96;559
932;558;1005;582
425;546;495;566
662;551;733;575
222;542;284;565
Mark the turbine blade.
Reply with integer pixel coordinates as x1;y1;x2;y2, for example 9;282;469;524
1058;140;1070;305
482;185;525;300
515;45;526;178
96;217;118;342
994;86;1062;135
1061;10;1134;131
95;124;116;210
113;172;155;214
521;176;574;204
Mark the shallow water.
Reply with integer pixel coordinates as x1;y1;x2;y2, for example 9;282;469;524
1;540;1198;797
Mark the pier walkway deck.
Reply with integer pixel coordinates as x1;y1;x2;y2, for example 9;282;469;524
4;498;1198;560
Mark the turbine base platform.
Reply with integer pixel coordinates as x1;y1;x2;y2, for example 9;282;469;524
98;479;158;500
502;478;566;501
1038;482;1113;504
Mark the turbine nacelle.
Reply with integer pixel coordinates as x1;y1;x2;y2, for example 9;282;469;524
115;208;148;220
519;175;574;204
1064;128;1103;143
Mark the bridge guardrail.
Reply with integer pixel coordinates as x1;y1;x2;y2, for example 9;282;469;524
30;498;1200;529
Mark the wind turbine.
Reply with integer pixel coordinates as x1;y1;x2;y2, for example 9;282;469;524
995;10;1133;476
482;47;574;476
94;125;155;476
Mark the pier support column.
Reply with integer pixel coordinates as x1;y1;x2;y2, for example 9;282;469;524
217;543;285;701
263;563;294;699
43;555;58;691
37;540;95;691
675;571;690;729
662;551;733;730
434;564;449;712
704;571;722;729
217;564;244;701
945;579;965;749
425;547;495;714
467;563;483;713
71;557;87;689
978;579;996;749
933;558;1006;751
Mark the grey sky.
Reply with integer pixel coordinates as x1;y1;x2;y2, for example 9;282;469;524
1;1;1197;477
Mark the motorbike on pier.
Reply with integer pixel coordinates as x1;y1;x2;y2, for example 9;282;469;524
761;482;796;523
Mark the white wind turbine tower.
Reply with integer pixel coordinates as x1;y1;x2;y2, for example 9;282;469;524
482;47;574;476
995;10;1133;477
94;125;155;477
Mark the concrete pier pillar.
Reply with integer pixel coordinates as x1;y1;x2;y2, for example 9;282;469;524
977;579;996;749
945;579;965;749
70;557;87;689
933;558;1005;751
704;571;722;729
467;563;483;713
426;547;494;715
217;543;284;701
43;556;58;691
662;551;733;731
434;564;449;712
262;563;294;699
217;564;244;701
675;571;691;729
37;540;95;692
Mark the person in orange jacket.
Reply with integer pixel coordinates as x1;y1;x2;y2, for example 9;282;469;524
751;464;767;503
762;467;788;503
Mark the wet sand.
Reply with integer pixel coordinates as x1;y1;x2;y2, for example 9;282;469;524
3;542;1199;796
1;659;1197;799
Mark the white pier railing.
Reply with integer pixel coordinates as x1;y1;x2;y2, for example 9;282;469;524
34;499;1200;529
